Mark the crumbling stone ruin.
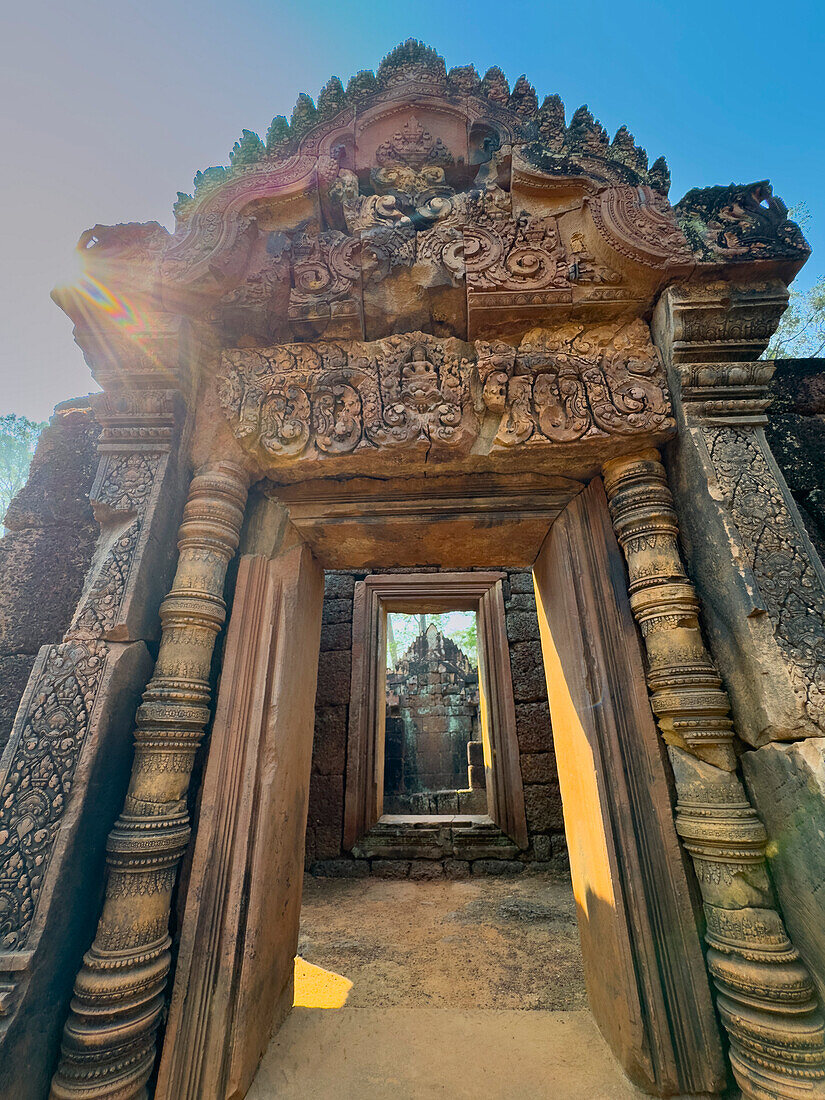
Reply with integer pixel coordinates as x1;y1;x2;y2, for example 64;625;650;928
384;623;482;806
1;37;824;1100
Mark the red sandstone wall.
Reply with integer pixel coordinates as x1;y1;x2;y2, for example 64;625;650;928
0;399;101;749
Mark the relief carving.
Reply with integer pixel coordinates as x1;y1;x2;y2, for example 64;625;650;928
705;426;825;730
218;322;673;468
0;641;106;948
69;452;162;638
676;181;811;263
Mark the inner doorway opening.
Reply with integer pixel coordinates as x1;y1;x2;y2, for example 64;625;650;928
384;611;486;816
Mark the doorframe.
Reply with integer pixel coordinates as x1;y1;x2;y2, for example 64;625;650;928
343;571;528;850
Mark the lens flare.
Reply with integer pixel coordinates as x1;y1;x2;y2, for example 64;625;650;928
73;273;147;336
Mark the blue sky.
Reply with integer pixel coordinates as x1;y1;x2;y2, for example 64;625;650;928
2;0;822;420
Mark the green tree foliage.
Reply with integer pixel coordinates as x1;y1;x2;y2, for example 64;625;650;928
766;204;825;360
0;414;46;525
766;276;825;359
387;611;478;667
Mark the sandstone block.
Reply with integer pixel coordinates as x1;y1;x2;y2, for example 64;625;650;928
371;860;410;878
743;738;825;1001
315;650;352;705
514;700;553;753
523;782;564;833
312;706;347;775
520;752;557;785
0;654;36;752
509;641;547;703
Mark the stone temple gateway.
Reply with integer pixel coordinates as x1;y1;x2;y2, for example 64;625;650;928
1;38;825;1100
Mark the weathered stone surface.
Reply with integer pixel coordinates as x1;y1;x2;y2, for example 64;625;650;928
3;401;100;530
408;861;445;880
508;571;535;595
307;774;343;832
371;859;411;878
504;609;542;642
514;700;553;753
472;859;524;875
519;752;557;785
0;402;100;750
0;654;36;742
743;738;825;1001
321;598;353;625
315;649;352;705
506;593;538;611
509;641;547;703
523;783;564;833
532;834;554;861
320;620;351;651
312;706;347;775
0;528;98;654
324;572;357;599
310;859;369;878
444;859;471;879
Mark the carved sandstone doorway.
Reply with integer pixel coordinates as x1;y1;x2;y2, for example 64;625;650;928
154;473;723;1100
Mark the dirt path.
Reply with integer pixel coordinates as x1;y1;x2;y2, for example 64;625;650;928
295;871;588;1011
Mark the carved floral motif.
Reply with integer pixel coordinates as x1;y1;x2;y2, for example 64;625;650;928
0;641;107;949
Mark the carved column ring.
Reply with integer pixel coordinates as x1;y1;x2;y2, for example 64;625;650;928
628;584;700;621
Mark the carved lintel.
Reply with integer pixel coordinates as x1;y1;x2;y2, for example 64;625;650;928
50;461;248;1100
604;450;825;1100
217;323;673;474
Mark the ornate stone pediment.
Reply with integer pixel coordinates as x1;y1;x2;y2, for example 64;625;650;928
54;41;809;382
218;321;673;475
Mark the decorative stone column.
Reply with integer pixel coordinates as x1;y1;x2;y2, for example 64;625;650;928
604;449;825;1100
50;460;248;1100
0;380;188;1100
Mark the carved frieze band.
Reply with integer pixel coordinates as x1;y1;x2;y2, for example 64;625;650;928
50;460;248;1100
603;451;825;1100
218;322;673;468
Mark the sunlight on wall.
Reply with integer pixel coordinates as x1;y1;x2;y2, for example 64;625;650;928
293;957;353;1009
